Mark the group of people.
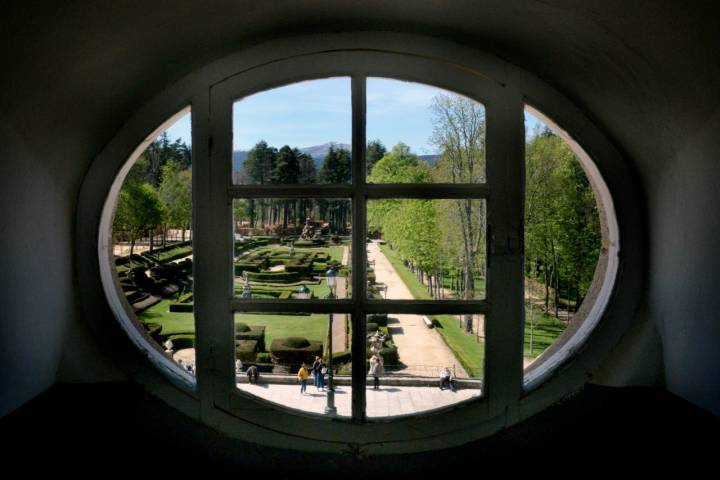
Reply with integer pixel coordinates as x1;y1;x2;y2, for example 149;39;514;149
296;358;458;394
297;356;328;394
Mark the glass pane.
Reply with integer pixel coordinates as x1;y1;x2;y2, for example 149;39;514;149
366;312;483;418
367;199;486;300
366;77;485;183
112;111;195;375
523;108;603;373
232;78;352;185
234;312;351;418
233;198;351;299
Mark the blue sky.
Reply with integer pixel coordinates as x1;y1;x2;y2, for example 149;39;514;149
161;78;544;151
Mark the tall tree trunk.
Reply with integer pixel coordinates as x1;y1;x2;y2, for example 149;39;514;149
544;264;550;312
553;245;560;318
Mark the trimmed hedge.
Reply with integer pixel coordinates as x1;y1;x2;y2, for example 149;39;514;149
331;350;352;365
143;323;162;341
285;263;312;276
293;239;326;247
168;334;195;350
235;340;259;362
255;352;272;364
235;324;266;352
234;262;261;274
169;302;193;313
142;243;193;264
367;313;388;326
269;337;323;367
367;322;379;333
246;271;300;283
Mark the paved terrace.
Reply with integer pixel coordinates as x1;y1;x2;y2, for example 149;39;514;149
237;377;482;417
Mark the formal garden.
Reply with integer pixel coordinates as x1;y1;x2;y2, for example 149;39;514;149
111;89;601;386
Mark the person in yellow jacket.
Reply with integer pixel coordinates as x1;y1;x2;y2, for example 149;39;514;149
297;363;310;395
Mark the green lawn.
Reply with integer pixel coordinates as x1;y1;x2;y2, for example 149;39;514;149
138;302;330;349
236;313;330;347
432;314;485;378
138;300;194;336
523;307;566;358
325;245;346;264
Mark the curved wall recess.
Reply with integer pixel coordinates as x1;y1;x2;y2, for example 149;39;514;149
77;32;643;455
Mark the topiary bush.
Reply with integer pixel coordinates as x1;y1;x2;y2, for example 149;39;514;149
168;334;195;350
169;302;193;313
235;324;266;352
367;322;379;333
269;336;322;368
331;350;352;365
255;352;272;364
367;313;388;327
235;340;259;362
246;271;300;283
284;337;310;348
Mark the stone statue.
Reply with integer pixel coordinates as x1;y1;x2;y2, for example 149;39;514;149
369;331;385;355
241;271;252;298
300;217;315;240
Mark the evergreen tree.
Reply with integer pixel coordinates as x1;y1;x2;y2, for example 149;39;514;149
242;141;278;227
319;146;351;232
366;139;387;175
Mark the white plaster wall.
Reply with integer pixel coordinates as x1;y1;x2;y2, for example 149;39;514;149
0;116;71;415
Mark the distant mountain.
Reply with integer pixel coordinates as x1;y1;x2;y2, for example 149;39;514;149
232;143;439;172
300;142;351;167
418;154;440;166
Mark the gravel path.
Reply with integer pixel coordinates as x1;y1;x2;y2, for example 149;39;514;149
367;241;468;378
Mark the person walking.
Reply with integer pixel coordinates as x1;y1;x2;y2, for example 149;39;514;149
297;363;310;395
369;355;384;390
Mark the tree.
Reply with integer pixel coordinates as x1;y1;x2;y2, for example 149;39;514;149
140;132;192;187
113;181;165;258
319;146;352;232
242;141;278;227
524;129;601;318
368;144;444;297
158;160;192;242
430;94;486;332
296;149;317;225
274;146;300;228
366;139;387;174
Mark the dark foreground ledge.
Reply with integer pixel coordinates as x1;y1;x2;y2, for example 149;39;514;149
1;382;717;475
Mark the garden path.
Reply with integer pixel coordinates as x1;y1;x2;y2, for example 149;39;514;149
331;274;348;353
367;241;468;378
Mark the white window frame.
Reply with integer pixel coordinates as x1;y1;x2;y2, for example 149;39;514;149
77;33;636;455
